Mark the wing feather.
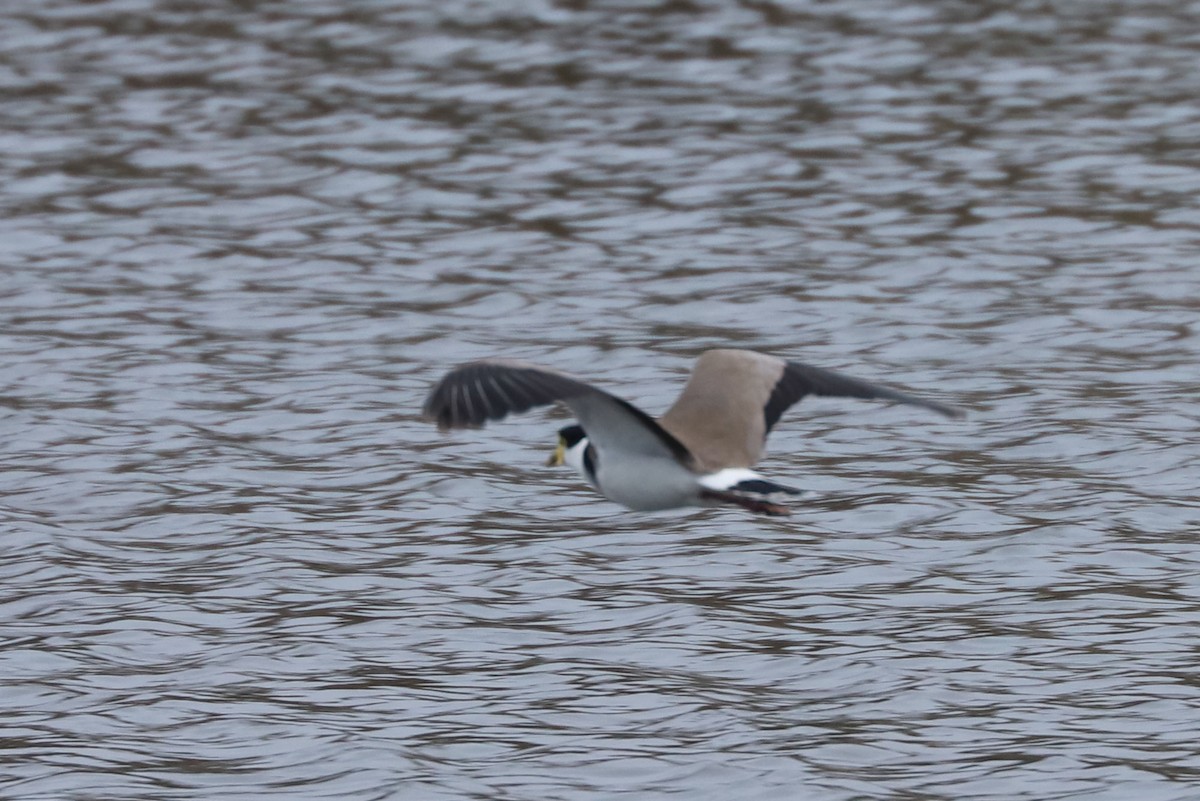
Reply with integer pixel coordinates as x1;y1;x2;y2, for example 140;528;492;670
659;350;785;470
424;359;695;467
660;349;962;469
766;361;963;432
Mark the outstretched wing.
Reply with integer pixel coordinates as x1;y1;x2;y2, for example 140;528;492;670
767;360;963;432
423;360;694;466
423;359;588;430
659;349;962;469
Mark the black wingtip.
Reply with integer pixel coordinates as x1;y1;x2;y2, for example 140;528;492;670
422;359;592;432
422;377;462;432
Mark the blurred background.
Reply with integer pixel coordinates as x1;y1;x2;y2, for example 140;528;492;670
2;1;1198;799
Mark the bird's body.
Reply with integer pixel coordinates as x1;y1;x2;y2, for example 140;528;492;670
552;422;803;513
423;349;962;516
592;454;702;511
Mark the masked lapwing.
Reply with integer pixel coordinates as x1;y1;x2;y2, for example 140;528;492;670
423;349;962;516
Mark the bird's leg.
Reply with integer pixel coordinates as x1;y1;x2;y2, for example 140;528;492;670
699;489;792;516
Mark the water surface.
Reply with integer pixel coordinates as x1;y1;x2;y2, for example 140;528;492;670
3;1;1199;799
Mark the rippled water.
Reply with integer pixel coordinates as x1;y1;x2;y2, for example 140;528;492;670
3;1;1200;799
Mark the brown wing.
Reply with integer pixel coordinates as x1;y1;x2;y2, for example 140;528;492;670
659;349;963;470
658;350;786;470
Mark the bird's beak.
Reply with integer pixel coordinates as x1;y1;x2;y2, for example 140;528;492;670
547;440;565;467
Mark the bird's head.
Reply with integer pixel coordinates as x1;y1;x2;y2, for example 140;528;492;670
547;424;587;467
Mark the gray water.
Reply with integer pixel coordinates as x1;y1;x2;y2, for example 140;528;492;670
3;1;1200;799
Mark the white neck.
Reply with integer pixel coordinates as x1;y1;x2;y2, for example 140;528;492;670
563;437;594;486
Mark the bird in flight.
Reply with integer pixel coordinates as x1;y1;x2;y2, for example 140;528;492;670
423;349;962;516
